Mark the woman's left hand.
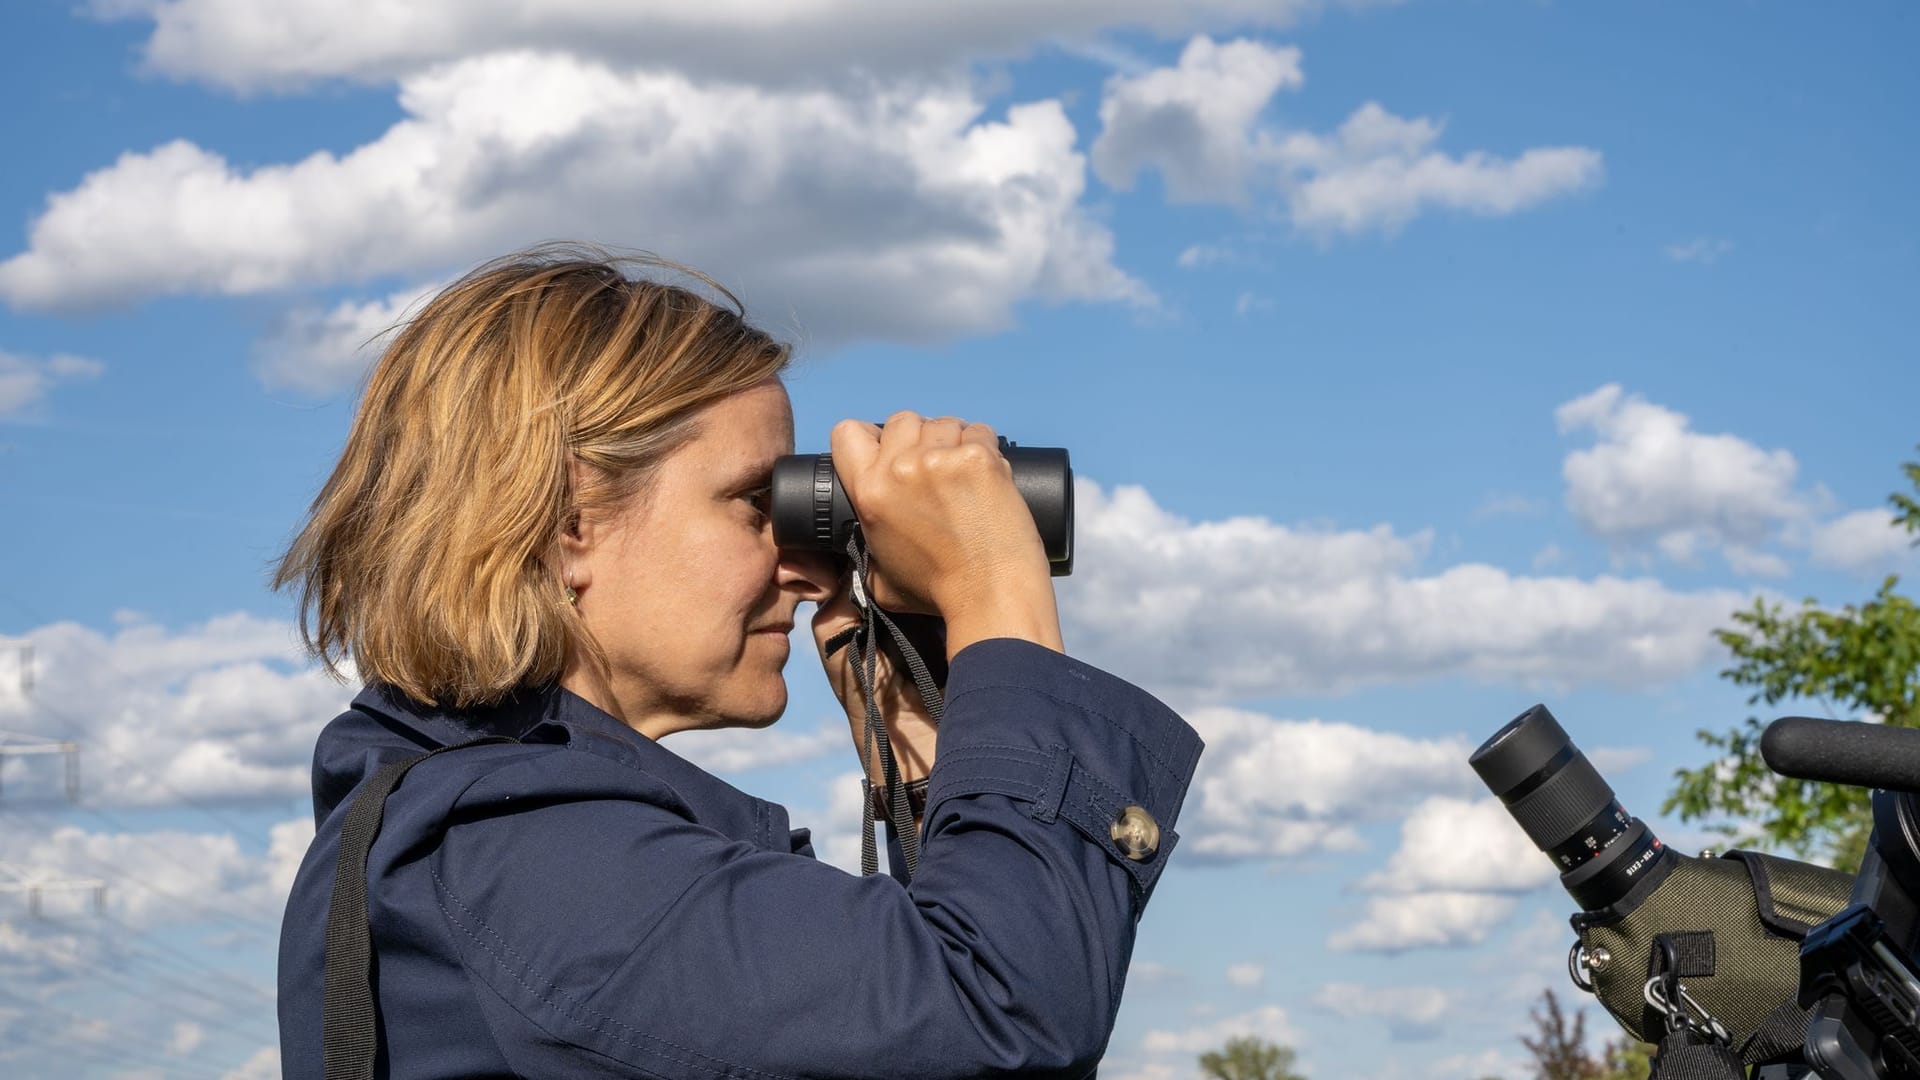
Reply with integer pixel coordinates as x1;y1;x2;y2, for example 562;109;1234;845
810;561;942;785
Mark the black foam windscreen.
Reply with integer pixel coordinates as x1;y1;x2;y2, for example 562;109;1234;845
1761;716;1920;793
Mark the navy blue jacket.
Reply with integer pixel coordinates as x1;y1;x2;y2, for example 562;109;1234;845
277;638;1202;1078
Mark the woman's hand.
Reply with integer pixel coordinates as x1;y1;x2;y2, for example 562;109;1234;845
824;412;1064;660
810;568;942;784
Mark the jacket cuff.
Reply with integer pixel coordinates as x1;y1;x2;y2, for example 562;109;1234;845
926;638;1203;894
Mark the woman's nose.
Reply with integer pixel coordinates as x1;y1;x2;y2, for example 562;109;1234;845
775;548;838;603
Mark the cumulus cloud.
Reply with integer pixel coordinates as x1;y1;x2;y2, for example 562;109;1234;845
1314;981;1453;1041
0;52;1147;379
1264;102;1603;236
220;1047;281;1080
1226;962;1265;989
1141;1003;1300;1055
1556;384;1810;573
1665;237;1733;264
1357;796;1556;896
665;721;846;778
1092;36;1304;204
1809;508;1917;576
0;352;103;419
1092;40;1601;234
1329;796;1569;954
1179;708;1477;861
253;281;442;395
1328;890;1517;953
0;819;307;929
1061;478;1747;703
0;612;346;805
87;0;1337;92
168;1020;205;1055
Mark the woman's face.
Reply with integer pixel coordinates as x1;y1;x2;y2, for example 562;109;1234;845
564;377;835;738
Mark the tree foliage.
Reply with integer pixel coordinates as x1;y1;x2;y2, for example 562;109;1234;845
1665;450;1920;866
1197;1035;1307;1080
1520;988;1652;1080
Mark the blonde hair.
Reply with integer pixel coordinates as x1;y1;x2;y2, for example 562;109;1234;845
274;243;791;707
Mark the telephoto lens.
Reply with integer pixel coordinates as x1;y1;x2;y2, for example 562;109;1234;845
768;432;1075;576
1470;704;1669;910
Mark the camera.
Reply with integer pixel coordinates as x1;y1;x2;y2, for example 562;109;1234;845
1472;706;1854;1074
768;430;1075;576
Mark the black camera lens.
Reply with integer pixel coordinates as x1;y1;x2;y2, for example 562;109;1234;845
1470;704;1669;911
769;432;1075;576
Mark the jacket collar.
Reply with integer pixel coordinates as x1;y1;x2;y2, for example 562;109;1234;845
345;682;797;852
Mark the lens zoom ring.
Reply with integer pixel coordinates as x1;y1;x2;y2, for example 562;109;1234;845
1506;755;1612;851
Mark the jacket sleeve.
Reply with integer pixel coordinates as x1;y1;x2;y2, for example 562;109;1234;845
428;638;1203;1079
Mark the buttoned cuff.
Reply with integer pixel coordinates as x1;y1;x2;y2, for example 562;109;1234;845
925;638;1203;894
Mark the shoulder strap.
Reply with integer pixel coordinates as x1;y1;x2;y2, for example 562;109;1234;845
323;738;515;1080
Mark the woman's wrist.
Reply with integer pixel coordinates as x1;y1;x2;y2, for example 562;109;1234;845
941;587;1064;661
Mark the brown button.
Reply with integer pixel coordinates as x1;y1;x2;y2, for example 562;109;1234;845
1110;805;1160;861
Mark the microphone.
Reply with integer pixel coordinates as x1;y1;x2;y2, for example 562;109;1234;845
1760;717;1920;793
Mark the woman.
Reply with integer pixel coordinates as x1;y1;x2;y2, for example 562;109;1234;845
274;245;1202;1078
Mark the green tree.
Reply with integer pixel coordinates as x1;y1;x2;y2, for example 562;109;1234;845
1665;450;1920;868
1197;1035;1307;1080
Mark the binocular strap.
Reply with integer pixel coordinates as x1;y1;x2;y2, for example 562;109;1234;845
822;523;946;882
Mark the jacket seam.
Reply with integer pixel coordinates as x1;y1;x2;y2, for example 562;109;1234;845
944;682;1187;782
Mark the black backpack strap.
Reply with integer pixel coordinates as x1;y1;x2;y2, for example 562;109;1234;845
323;738;515;1080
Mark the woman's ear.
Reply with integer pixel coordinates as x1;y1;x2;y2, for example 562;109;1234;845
559;459;597;589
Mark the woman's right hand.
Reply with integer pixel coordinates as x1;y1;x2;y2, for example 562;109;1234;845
826;412;1064;660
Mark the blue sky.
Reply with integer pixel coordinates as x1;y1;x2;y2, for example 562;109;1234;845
0;2;1915;1077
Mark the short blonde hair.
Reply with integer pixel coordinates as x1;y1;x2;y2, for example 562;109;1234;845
274;243;791;707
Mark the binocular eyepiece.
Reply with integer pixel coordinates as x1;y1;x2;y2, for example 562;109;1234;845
768;433;1075;576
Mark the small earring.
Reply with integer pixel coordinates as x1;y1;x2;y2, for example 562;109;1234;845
564;568;578;606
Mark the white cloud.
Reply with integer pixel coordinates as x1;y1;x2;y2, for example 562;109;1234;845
1531;543;1565;571
1233;291;1274;316
1181;708;1476;861
1809;508;1917;575
0;352;104;419
0;819;307;929
1141;1003;1299;1055
1265;102;1603;236
0;52;1148;377
220;1047;281;1080
1328;891;1517;953
1665;237;1733;264
1358;796;1555;895
1432;1047;1525;1080
1315;982;1453;1041
811;770;873;876
663;721;846;778
0;613;347;805
1092;36;1305;204
1063;478;1747;702
1091;41;1601;235
168;1021;205;1055
1226;962;1265;989
1555;384;1808;574
87;0;1337;92
253;281;442;395
1175;243;1240;268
